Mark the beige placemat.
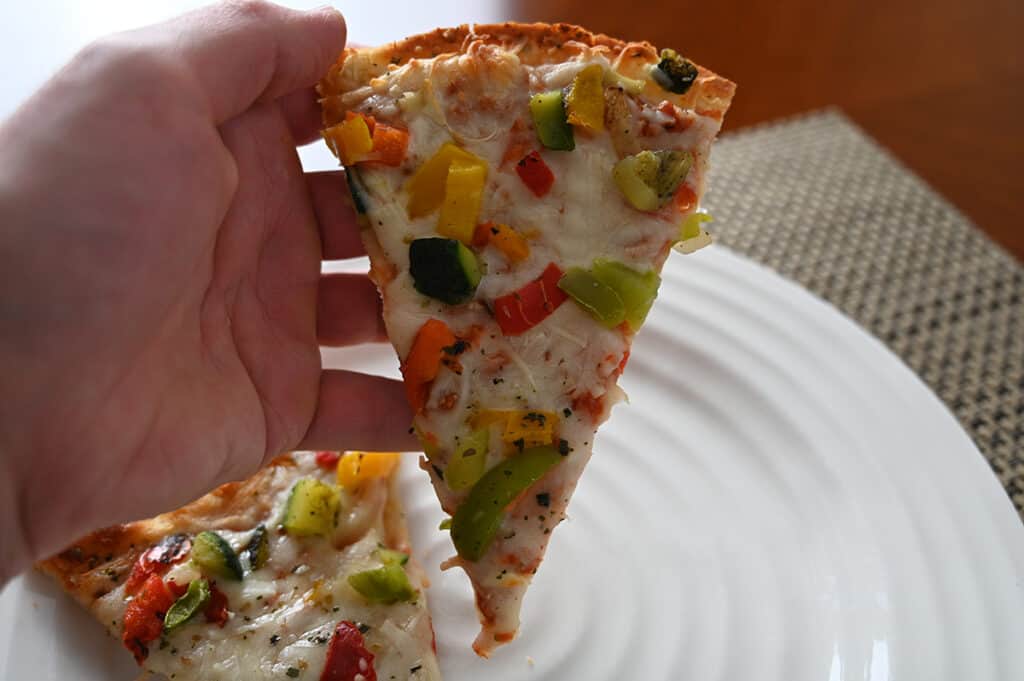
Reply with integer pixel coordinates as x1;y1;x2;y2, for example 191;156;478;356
705;110;1024;519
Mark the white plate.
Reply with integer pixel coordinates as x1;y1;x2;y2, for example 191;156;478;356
3;246;1023;680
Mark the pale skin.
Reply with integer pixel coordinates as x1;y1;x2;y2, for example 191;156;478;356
0;1;415;585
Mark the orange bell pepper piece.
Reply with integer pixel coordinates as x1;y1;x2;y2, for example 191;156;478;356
367;124;409;166
473;221;530;262
401;319;457;412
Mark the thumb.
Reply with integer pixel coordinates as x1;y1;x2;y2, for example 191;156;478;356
147;1;346;124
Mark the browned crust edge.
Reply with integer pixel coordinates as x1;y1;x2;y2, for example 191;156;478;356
36;455;426;606
317;21;735;125
35;455;297;610
35;454;435;675
37;455;424;609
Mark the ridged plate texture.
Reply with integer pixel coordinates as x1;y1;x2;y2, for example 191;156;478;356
3;247;1022;680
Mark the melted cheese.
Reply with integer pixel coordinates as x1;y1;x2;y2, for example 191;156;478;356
96;453;440;681
343;43;724;652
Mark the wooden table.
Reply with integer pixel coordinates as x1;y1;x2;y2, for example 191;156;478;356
508;0;1024;261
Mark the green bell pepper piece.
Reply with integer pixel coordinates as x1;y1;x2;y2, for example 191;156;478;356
591;260;661;331
376;547;410;566
529;90;575;151
163;579;211;633
558;267;627;328
451;445;564;561
446;428;490;491
348;562;417;604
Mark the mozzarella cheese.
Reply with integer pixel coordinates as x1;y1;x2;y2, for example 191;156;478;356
336;41;724;654
96;453;440;681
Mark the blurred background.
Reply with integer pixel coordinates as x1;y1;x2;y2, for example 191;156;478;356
2;0;1020;259
503;0;1023;261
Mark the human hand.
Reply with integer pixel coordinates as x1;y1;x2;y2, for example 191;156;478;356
0;1;414;582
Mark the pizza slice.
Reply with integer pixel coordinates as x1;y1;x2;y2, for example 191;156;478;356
38;451;441;681
317;22;734;655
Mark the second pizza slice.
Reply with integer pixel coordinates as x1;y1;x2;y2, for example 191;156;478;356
38;451;440;680
318;22;734;656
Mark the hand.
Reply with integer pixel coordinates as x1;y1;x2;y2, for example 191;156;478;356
0;1;414;583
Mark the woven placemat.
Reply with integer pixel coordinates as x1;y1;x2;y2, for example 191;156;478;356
704;109;1024;520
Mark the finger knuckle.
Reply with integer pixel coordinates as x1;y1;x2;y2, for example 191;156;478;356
74;36;181;86
224;0;278;23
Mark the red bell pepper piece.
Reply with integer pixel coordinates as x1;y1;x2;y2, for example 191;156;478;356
315;451;342;469
515;151;555;197
675;184;697;212
122;574;177;664
472;222;494;248
166;579;188;598
124;534;192;596
204;582;230;627
320;621;377;681
493;263;568;336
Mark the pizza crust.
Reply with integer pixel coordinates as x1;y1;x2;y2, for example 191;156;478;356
318;22;736;126
36;453;439;680
37;455;294;611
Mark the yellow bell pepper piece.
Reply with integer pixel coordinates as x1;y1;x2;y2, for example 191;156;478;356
675;212;714;254
503;410;558;447
489;223;530;262
475;409;558;448
680;212;713;240
438;159;487;244
337;451;400;491
406;143;485;219
473;409;509;428
566;64;606;132
324;114;374;166
602;67;646;95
